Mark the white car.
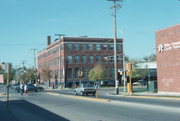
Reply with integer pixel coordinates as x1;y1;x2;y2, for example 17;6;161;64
74;84;96;96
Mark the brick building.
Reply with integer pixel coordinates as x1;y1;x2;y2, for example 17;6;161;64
37;36;123;87
156;24;180;94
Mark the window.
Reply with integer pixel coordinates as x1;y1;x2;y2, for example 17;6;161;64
96;55;101;63
67;44;72;51
110;44;114;50
74;55;80;64
75;68;80;79
89;55;94;64
117;44;121;50
96;44;101;51
110;56;114;63
67;56;72;64
103;44;108;50
67;68;73;79
117;55;121;63
82;68;87;78
104;55;108;63
82;44;86;50
88;44;93;50
74;44;79;51
82;55;87;64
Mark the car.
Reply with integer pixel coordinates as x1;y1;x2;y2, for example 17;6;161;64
15;84;44;93
11;83;20;89
74;83;96;96
133;82;142;86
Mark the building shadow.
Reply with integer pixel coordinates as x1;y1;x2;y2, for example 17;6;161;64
0;100;70;121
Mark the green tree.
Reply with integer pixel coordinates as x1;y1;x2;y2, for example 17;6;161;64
143;53;156;62
18;68;36;84
88;64;106;82
127;58;149;82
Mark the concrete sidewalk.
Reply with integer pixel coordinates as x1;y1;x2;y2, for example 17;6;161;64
0;100;70;121
108;91;180;100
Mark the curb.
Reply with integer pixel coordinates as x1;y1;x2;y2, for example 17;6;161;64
46;92;111;102
0;93;6;96
107;93;180;100
125;95;180;100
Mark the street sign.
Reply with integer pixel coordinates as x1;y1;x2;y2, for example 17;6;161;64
78;71;83;76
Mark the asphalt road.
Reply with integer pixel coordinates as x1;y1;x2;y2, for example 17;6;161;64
15;91;180;121
1;85;180;121
46;87;180;108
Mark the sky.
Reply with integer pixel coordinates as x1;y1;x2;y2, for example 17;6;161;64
0;0;180;68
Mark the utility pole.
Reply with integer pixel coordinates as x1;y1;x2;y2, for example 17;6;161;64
55;34;65;86
108;0;123;95
31;48;38;83
6;63;10;109
31;48;38;70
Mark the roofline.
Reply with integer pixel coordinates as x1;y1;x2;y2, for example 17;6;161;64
156;24;180;33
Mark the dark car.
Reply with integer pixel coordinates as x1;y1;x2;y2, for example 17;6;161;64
74;83;96;96
15;84;44;92
11;83;20;89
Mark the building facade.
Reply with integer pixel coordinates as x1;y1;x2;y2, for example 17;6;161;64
37;36;123;87
156;24;180;94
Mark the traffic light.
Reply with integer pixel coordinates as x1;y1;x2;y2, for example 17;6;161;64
129;63;132;70
126;63;133;71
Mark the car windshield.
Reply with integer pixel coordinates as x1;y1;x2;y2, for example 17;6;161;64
83;84;94;87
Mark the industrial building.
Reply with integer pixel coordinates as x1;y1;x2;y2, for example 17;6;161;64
37;36;123;88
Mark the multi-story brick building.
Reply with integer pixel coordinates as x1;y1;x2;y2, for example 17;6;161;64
156;24;180;94
37;36;123;87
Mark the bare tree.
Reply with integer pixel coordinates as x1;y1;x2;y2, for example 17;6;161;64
41;66;52;87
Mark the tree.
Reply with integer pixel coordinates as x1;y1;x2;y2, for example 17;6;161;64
143;53;156;62
127;58;149;82
18;68;36;84
40;66;52;87
131;67;148;82
88;64;106;98
88;64;106;82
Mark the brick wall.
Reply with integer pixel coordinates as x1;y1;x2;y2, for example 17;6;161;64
156;24;180;93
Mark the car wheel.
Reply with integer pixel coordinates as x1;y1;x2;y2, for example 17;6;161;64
35;89;38;92
86;93;88;96
80;92;84;96
74;91;77;95
93;93;96;96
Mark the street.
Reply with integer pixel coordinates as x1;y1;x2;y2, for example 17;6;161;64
1;85;180;121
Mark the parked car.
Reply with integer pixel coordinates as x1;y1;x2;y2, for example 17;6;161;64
74;83;96;96
11;83;20;89
15;84;44;93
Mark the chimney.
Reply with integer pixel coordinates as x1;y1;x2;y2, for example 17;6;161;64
47;36;51;46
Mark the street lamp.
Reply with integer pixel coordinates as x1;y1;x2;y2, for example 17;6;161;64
107;0;123;95
55;34;65;87
118;29;126;92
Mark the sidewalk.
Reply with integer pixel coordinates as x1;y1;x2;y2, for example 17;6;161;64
108;91;180;100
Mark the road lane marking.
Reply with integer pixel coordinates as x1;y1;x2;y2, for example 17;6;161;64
46;92;111;102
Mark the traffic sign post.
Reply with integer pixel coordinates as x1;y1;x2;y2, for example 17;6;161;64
78;71;83;85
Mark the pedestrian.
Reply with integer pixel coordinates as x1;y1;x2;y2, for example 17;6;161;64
24;84;28;96
20;83;24;96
